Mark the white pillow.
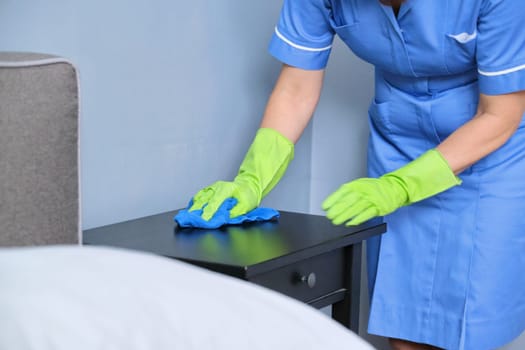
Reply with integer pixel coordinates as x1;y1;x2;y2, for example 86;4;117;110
0;245;375;350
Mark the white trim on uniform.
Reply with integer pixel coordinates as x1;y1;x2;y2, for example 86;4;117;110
478;63;525;77
448;31;477;44
274;27;332;52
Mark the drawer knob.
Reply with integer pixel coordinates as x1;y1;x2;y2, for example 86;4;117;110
300;272;317;288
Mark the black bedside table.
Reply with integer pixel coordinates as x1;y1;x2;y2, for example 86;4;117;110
83;210;386;333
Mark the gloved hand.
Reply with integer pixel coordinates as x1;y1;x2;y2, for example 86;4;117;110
190;128;294;220
322;149;461;226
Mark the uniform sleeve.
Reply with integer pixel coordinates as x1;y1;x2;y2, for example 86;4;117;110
477;0;525;95
268;0;335;70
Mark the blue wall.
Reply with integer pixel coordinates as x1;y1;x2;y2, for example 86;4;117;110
0;0;313;229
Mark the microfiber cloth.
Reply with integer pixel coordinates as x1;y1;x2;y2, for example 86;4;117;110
174;198;280;229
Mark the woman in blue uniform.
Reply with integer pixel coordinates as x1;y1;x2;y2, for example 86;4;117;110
189;0;525;349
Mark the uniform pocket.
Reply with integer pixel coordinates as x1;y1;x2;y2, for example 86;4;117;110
444;31;477;74
368;99;393;135
430;102;477;143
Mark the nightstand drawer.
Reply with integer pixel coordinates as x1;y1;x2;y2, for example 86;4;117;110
248;249;344;303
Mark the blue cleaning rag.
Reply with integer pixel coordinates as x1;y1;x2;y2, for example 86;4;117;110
174;198;280;229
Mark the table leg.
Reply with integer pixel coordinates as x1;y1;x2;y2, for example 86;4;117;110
332;242;362;333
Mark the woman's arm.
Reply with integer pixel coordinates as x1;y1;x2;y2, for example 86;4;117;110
323;90;525;226
437;91;525;174
260;64;325;143
188;64;325;219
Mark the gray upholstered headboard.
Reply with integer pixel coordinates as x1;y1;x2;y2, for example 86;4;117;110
0;52;80;246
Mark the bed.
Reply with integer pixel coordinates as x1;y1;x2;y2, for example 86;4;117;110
0;245;374;349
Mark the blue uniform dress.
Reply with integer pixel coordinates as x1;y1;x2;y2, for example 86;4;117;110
268;1;525;349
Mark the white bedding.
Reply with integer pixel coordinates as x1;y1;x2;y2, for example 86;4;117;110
0;246;374;350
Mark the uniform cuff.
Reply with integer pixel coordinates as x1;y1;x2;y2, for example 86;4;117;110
268;32;332;70
478;63;525;95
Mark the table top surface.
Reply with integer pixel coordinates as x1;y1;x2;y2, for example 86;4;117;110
83;210;386;277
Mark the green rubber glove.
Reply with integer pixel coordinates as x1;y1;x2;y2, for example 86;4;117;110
322;149;461;226
190;128;294;220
